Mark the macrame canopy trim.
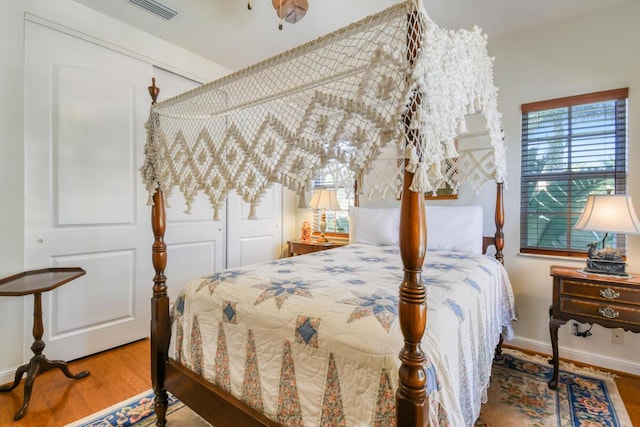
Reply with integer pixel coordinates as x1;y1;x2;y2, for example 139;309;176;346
141;0;506;220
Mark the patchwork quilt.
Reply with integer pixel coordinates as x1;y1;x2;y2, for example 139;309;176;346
171;243;516;426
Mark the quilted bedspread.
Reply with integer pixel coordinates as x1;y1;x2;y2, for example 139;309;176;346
171;243;516;426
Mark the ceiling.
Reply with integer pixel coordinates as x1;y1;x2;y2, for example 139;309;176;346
72;0;629;71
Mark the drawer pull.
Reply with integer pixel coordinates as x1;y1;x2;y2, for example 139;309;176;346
599;288;620;299
598;307;620;319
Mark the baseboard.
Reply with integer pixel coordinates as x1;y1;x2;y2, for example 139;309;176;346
0;367;16;388
508;336;640;377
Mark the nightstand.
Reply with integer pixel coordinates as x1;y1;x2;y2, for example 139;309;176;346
548;265;640;389
287;239;348;256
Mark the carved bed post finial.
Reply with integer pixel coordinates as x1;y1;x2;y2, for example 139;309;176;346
396;7;428;426
149;77;160;105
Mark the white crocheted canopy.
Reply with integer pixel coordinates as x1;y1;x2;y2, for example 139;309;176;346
141;0;505;219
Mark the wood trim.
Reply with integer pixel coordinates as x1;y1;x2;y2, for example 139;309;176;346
521;248;627;262
482;237;495;255
165;360;279;426
521;88;628;113
521;248;587;258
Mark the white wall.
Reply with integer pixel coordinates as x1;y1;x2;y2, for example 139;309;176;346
491;1;640;374
0;0;26;376
0;0;229;379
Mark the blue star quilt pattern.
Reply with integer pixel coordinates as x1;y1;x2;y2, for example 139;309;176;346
172;243;515;426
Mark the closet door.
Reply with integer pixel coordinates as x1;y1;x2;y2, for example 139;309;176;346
24;21;152;362
226;186;283;268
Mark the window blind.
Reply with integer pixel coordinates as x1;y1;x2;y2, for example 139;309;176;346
520;88;628;256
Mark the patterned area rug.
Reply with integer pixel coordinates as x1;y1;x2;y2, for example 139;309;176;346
64;390;209;427
475;348;632;427
66;349;632;427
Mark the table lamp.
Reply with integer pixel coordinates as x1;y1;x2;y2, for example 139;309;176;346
573;193;640;275
309;189;341;242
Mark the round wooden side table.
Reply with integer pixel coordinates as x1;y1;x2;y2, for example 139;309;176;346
0;267;90;420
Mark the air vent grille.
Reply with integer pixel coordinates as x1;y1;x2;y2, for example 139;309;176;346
129;0;178;20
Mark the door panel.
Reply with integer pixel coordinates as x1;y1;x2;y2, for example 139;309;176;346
166;241;218;302
51;251;135;334
227;185;283;268
55;66;134;225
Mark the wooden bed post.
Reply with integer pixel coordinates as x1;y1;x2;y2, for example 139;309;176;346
494;182;505;265
148;78;171;427
353;178;360;208
396;9;428;427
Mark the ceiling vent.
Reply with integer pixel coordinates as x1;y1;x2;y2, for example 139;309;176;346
129;0;178;20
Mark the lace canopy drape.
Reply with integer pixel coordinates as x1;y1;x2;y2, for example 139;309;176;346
141;0;506;219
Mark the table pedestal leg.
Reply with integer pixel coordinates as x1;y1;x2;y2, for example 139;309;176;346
0;292;90;420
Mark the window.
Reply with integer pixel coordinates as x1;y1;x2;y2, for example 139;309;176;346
520;88;629;256
311;161;354;235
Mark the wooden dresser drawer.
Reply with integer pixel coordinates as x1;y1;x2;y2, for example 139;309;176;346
559;296;640;328
560;279;640;305
549;265;640;390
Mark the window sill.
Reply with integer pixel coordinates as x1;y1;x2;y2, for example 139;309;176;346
517;252;587;263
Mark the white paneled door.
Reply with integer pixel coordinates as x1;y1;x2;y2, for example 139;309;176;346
24;21;152;362
23;23;225;363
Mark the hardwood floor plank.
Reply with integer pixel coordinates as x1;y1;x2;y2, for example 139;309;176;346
616;375;640;424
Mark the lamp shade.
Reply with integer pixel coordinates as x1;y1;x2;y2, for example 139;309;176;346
573;194;640;234
309;189;341;210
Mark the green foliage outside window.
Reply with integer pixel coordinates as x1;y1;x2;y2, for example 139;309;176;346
520;89;628;255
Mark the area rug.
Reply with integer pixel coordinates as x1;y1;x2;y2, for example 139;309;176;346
66;348;632;427
64;389;210;427
475;348;632;426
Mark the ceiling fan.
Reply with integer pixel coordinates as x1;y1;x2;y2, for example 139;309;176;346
248;0;310;30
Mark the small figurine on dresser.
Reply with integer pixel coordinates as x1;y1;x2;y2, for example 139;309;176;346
585;241;627;276
300;221;311;241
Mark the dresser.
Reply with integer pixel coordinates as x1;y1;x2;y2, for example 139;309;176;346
548;265;640;389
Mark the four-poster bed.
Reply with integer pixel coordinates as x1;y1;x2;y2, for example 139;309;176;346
141;1;512;425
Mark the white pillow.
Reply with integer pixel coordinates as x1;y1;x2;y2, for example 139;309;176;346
426;205;483;253
349;207;400;246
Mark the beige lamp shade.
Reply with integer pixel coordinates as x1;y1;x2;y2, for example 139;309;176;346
309;189;341;211
573;194;640;234
309;189;340;242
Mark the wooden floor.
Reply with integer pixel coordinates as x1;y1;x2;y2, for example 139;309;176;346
0;339;150;427
0;339;638;426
